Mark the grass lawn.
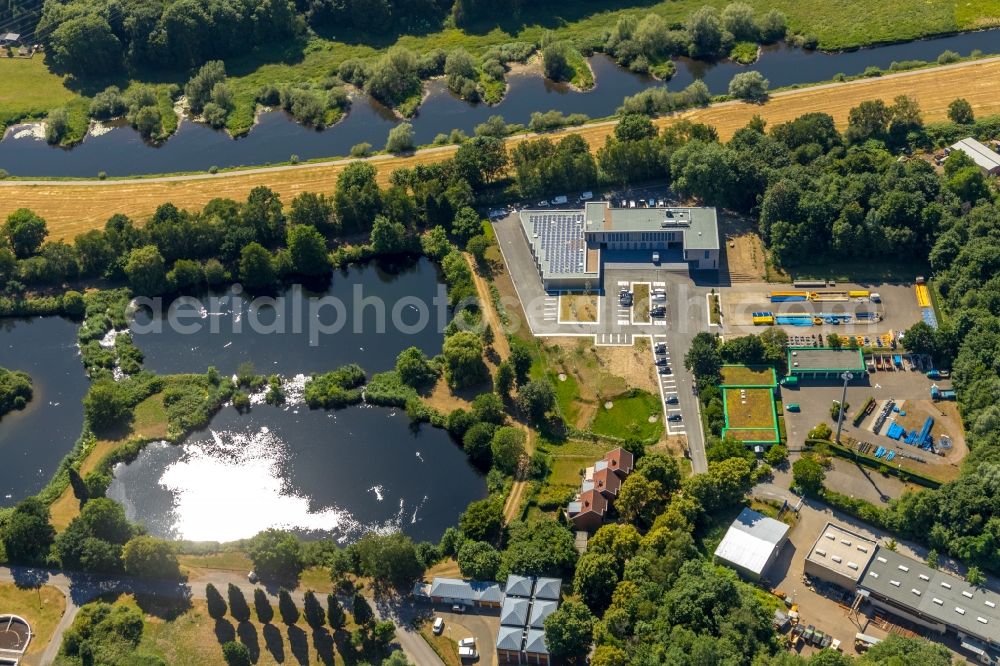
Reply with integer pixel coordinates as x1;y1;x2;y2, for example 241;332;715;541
558;294;599;322
590;390;662;441
724;388;777;430
418;625;461;666
720;365;776;387
0;583;66;662
0;56;84;130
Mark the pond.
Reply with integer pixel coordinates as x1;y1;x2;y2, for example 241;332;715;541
129;258;450;376
1;28;997;178
107;403;486;543
0;316;89;505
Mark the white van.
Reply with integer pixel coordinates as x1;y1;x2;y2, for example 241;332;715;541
551;195;568;205
652;252;660;264
870;293;881;303
432;617;444;635
580;191;594;201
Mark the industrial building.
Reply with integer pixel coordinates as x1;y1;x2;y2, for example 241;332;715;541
859;549;1000;656
948;138;1000;176
804;523;878;589
713;507;790;581
519;202;720;291
786;347;867;380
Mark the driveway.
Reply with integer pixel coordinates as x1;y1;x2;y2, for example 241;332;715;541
436;607;499;666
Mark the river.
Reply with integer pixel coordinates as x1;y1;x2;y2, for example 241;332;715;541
1;29;997;178
0;316;88;505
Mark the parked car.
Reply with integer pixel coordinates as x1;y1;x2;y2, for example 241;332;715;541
536;200;550;207
650;306;666;317
654;343;666;353
658;366;672;375
629;200;636;208
458;647;478;660
451;604;465;613
619;289;633;306
247;571;258;583
665;395;678;404
652;251;660;264
458;638;476;648
551;195;568;205
580;191;594;200
433;617;444;635
651;290;666;302
654;357;668;366
668;414;682;422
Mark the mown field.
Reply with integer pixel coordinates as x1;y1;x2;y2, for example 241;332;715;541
1;0;998;138
4;56;1000;238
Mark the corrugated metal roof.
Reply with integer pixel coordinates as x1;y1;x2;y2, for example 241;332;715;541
713;508;789;576
529;599;558;628
533;578;562;601
951;138;1000;172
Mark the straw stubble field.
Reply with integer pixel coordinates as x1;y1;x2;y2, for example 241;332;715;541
5;57;1000;238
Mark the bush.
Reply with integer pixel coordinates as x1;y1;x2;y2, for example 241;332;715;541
304;364;366;409
90;86;127;120
728;71;769;102
808;422;832;440
937;49;961;65
385;123;415;153
350;142;373;157
45;107;69;144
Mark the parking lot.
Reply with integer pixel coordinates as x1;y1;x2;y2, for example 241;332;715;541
431;607;499;666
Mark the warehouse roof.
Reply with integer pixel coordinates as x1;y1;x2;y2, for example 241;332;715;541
583;202;719;250
714;508;789;576
788;347;866;373
860;548;1000;643
950;138;1000;172
806;523;877;584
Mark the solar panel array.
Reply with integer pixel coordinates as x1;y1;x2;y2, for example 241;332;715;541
529;212;586;274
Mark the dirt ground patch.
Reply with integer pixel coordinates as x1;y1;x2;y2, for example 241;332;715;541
631;283;650;323
720;214;769;280
558;294;599;323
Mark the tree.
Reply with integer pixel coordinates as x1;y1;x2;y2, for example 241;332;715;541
764;444;789;467
383;649;412;665
573;553;618;612
222;640;251;666
729;71;769;102
722;2;758;41
239;242;277;290
510;343;532;385
286;224;330;276
420;226;451;260
122;536;181;579
615;113;656;142
352;591;373;625
45;107;69;144
494;361;514;399
460;497;504;543
84;380;131;433
206;583;227;620
686;6;724;59
792;455;825;496
542;41;573;81
2;498;55;564
278;588;299;624
396;347;437;388
248;529;303;582
327;594;346;629
544;599;594;658
499;519;578;580
4;209;48;258
926;549;939;569
442;331;488;389
457;540;501;580
491;426;526;474
254;588;274;624
334;162;382;234
227;583;251;622
48;14;122;77
901;322;936;357
861;634;952;665
353;531;424;587
124;245;168;295
515;379;555;425
385;123;415;153
289;192;336;235
616;473;665;528
451;206;483;245
185;60;227;114
303;590;326;628
947;97;974;124
370;215;409;255
684;332;722;383
967;566;986;586
463;422;495;465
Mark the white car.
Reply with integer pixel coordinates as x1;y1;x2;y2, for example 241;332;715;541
459;638;476;648
629;200;636;208
551;195;568;205
652;252;660;264
432;617;444;635
458;646;478;660
580;191;594;201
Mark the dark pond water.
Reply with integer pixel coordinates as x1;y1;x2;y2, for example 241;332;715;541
1;29;997;178
0;316;89;505
107;403;486;543
129;258;450;376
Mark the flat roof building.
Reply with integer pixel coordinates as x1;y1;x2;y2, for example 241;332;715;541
804;523;877;590
427;577;503;608
714;507;790;581
518;202;720;291
787;347;867;380
949;138;1000;175
859;548;1000;649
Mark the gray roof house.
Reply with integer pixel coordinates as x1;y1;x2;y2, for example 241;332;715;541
504;574;534;598
533;578;562;601
528;599;558;629
497;576;563;665
428;577;503;607
500;597;531;627
523;628;551;662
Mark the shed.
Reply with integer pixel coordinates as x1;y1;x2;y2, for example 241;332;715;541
713;507;790;581
949;137;1000;175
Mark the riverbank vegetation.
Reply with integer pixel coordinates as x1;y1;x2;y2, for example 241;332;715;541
8;0;999;144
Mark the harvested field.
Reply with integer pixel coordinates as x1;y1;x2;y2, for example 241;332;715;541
7;57;1000;237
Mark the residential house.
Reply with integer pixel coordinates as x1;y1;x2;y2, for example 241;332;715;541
565;448;634;531
426;577;503;608
566;489;607;532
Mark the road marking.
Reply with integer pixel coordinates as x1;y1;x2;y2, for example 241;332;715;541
653;334;667;339
653;281;666;287
618;319;630;325
667;407;682;412
654;321;667;326
617;281;629;286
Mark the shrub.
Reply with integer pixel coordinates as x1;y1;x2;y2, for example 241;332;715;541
728;71;769;102
385;123;415;153
350;142;373;157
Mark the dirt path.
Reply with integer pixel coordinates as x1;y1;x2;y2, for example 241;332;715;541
465;254;511;361
6;56;1000;235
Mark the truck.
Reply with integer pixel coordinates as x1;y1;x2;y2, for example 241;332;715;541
930;385;957;401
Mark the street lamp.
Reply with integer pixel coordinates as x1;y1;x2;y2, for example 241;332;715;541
835;371;853;444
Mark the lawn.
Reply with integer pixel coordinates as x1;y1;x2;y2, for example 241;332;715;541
590;389;662;441
0;583;66;662
418;625;461;666
558;294;599;323
0;56;84;132
723;388;777;430
720;365;776;387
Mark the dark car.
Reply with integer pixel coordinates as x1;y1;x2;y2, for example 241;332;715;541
654;343;667;353
658;366;672;375
654;357;668;366
650;306;667;317
667;414;682;422
665;395;679;404
619;291;633;306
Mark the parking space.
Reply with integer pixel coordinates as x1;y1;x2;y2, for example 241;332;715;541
433;608;499;666
651;334;686;438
